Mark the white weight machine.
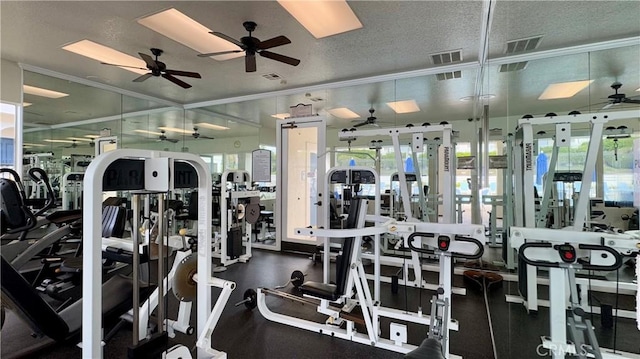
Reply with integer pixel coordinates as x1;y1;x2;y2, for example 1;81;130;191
511;226;640;359
61;172;84;210
259;197;484;358
81;150;235;359
511;109;640;313
338;124;460;294
215;169;260;267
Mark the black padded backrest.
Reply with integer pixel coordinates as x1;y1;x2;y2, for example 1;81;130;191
102;205;126;238
344;197;364;230
0;255;70;341
334;198;364;295
0;178;35;235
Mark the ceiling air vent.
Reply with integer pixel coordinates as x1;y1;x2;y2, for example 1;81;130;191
261;73;282;80
499;61;528;73
435;71;462;81
505;36;543;54
431;50;462;65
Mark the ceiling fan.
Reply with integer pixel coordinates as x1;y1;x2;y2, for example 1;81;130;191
158;130;179;143
191;127;214;140
352;108;388;128
602;82;640;109
102;48;201;89
198;21;300;73
64;140;79;148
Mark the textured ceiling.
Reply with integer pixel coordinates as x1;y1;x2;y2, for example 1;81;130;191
2;1;639;150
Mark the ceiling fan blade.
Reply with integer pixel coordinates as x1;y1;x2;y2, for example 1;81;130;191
133;73;153;82
622;98;640;104
257;35;291;50
197;50;243;57
162;73;191;89
602;103;616;110
259;51;300;66
211;31;245;49
246;53;257;72
199;135;215;140
353;121;368;128
101;62;147;71
165;138;179;143
165;69;202;78
138;53;157;70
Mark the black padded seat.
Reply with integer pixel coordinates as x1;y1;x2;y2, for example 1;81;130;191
1;255;150;342
298;281;340;301
45;209;82;225
404;338;444;359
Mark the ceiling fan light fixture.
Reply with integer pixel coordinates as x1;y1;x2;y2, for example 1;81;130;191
62;40;147;74
386;100;420;114
23;85;69;99
66;137;94;142
195;122;229;130
278;0;362;39
328;108;360;119
137;8;243;61
538;80;594;100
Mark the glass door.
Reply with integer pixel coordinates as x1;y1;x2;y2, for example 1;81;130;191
274;116;326;249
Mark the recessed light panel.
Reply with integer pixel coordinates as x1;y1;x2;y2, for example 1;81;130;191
278;0;362;38
271;113;290;120
538;80;594;100
62;40;147;74
23;85;69;99
43;139;75;144
195;122;229;130
134;129;163;136
386;100;420;114
137;8;243;61
159;126;191;134
327;108;360;119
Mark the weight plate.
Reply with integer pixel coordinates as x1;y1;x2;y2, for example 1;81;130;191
291;270;304;288
244;288;257;309
172;254;197;302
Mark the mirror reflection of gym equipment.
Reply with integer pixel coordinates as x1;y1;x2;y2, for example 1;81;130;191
2;3;640;358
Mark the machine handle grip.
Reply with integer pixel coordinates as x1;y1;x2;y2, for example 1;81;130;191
519;242;558;268
407;232;484;259
519;242;623;271
28;168;57;216
577;243;623;271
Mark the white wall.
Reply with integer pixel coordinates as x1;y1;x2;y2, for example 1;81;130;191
1;59;21;104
